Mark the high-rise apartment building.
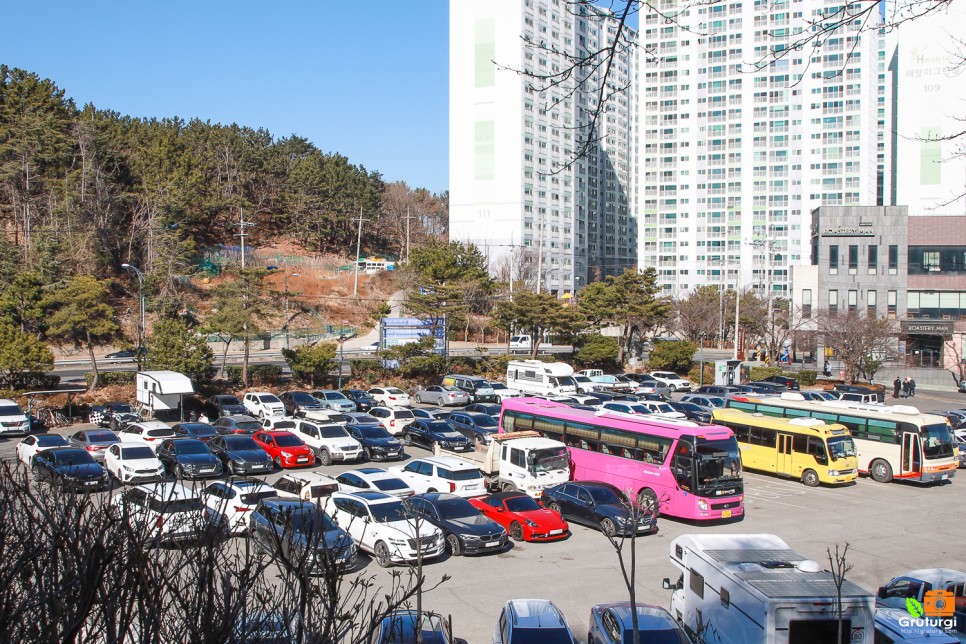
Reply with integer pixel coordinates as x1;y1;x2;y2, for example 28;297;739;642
636;0;882;298
449;0;638;294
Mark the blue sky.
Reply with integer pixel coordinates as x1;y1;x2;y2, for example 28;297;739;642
0;2;451;194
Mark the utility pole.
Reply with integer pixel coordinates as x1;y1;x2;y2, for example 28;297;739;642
234;207;254;269
352;207;368;298
402;207;419;263
284;272;300;350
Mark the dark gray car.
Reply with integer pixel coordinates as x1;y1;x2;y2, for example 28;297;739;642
406;493;507;556
249;498;356;575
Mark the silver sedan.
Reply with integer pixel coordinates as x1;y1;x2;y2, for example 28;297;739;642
413;385;470;407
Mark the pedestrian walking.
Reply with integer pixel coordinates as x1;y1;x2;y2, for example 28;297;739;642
188;409;198;422
909;378;916;398
893;377;901;399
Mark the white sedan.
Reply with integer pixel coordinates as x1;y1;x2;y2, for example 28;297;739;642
334;468;415;498
16;433;70;466
367;387;412;408
103;442;166;485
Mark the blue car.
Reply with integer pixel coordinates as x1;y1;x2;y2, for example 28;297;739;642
588;602;691;644
373;610;468;644
32;447;109;491
540;481;657;538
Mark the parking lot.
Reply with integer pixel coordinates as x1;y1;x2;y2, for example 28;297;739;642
3;389;965;642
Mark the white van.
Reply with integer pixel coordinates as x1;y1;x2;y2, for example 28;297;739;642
0;399;31;436
509;335;533;352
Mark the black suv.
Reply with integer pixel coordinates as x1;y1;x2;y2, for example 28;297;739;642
279;391;326;417
762;375;800;390
206;395;247;418
833;384;884;403
341;389;378;412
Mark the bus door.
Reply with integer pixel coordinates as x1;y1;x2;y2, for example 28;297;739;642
776;433;793;476
901;432;921;478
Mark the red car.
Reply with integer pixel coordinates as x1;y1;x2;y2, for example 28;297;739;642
469;492;569;542
251;431;315;469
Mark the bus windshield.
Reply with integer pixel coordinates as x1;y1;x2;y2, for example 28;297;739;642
694;438;742;492
920;424;955;459
529;447;569;474
827;436;857;460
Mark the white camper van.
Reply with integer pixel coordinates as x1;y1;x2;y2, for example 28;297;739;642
663;533;875;644
506;360;578;396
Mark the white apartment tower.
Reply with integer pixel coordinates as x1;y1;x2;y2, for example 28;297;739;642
636;0;882;298
449;0;638;294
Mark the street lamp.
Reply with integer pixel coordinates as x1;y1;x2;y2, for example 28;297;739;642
120;263;145;370
283;272;300;349
338;320;349;390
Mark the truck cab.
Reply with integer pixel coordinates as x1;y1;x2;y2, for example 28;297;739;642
461;431;571;498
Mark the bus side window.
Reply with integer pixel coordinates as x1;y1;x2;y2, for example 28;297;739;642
807;437;828;465
792;435;808;453
761;429;776;448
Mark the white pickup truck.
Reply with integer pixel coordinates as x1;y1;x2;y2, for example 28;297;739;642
458;431;571;498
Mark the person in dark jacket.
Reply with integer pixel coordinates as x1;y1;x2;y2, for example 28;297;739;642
909;378;916;398
893;377;901;399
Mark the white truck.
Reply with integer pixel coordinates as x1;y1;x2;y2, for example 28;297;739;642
457;431;571;498
506;360;578;396
663;533;875;644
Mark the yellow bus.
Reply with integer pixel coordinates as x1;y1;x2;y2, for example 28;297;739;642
711;408;858;487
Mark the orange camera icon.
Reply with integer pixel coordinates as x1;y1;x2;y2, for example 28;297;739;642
923;590;956;617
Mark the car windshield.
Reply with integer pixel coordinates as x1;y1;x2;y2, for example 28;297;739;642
386;388;406;395
239;490;277;505
369;501;412;523
473;415;498;428
258;395;280;403
288;509;337;532
622;628;688;644
87;432;118;443
55;451;96;466
627;405;651;414
359;425;392;439
588;486;625;505
504;496;541;512
274;435;304;448
550;376;576;388
326;392;349;401
653;403;675;413
235;421;261;431
270;420;296;430
152;498;204;514
183;424;217;435
175;441;209;455
920;423;955;459
290;393;316;403
440;467;483;481
111;404;133;413
434;497;478;519
217;396;241;405
491;384;507;390
224;437;260;450
707;397;726;407
827;436;857;459
423;421;453;433
678;403;702;412
508;628;576;643
531;447;570;473
37;435;68;447
441;386;462;393
0;405;23;416
121;447;155;460
373;478;409;492
319;426;350;439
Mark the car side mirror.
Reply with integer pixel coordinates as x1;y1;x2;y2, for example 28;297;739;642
663;577;672;590
496;507;505;513
877;587;886;599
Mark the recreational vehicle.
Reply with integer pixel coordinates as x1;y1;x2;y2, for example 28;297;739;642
505;360;577;396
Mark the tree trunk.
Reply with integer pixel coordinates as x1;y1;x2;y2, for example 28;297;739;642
219;337;233;379
242;330;250;387
87;332;99;390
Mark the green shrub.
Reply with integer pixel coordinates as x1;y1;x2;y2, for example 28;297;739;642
86;371;135;387
797;370;817;387
749;366;784;382
575;334;620;371
649;340;697;373
348;359;385;385
224;364;283;386
687;363;715;386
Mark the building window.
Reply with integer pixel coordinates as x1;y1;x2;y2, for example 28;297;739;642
829;245;839;275
802;289;812;319
848;290;857;311
888;245;898;275
848;245;858;274
829;289;838;316
887;289;897;319
867;245;877;275
867;290;877;317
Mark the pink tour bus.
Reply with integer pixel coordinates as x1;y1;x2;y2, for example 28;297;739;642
500;398;744;521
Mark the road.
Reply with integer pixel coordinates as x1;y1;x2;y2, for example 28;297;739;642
3;389;965;641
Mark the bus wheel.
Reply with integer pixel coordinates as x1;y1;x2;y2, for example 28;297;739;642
801;469;820;487
637;488;659;516
870;459;893;483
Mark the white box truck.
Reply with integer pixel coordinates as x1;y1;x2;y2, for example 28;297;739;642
456;431;571;498
506;360;578;396
663;533;875;644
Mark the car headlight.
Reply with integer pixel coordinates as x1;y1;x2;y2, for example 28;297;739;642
615;516;628;524
280;451;293;458
123;464;134;471
525;519;538;528
697;499;709;511
828;469;839;476
462;534;480;541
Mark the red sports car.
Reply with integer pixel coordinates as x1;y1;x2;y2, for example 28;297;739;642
469;492;569;542
251;431;315;469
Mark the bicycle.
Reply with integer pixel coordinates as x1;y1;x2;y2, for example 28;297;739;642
34;407;73;429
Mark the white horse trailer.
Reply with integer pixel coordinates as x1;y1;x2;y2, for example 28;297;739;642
664;533;875;644
136;371;194;421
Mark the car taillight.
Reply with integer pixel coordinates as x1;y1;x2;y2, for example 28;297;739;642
234;506;251;512
448;482;456;492
389;396;397;400
155;518;164;528
86;445;99;451
390;420;395;427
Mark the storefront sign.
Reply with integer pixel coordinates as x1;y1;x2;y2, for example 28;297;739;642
821;226;875;236
900;321;954;335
